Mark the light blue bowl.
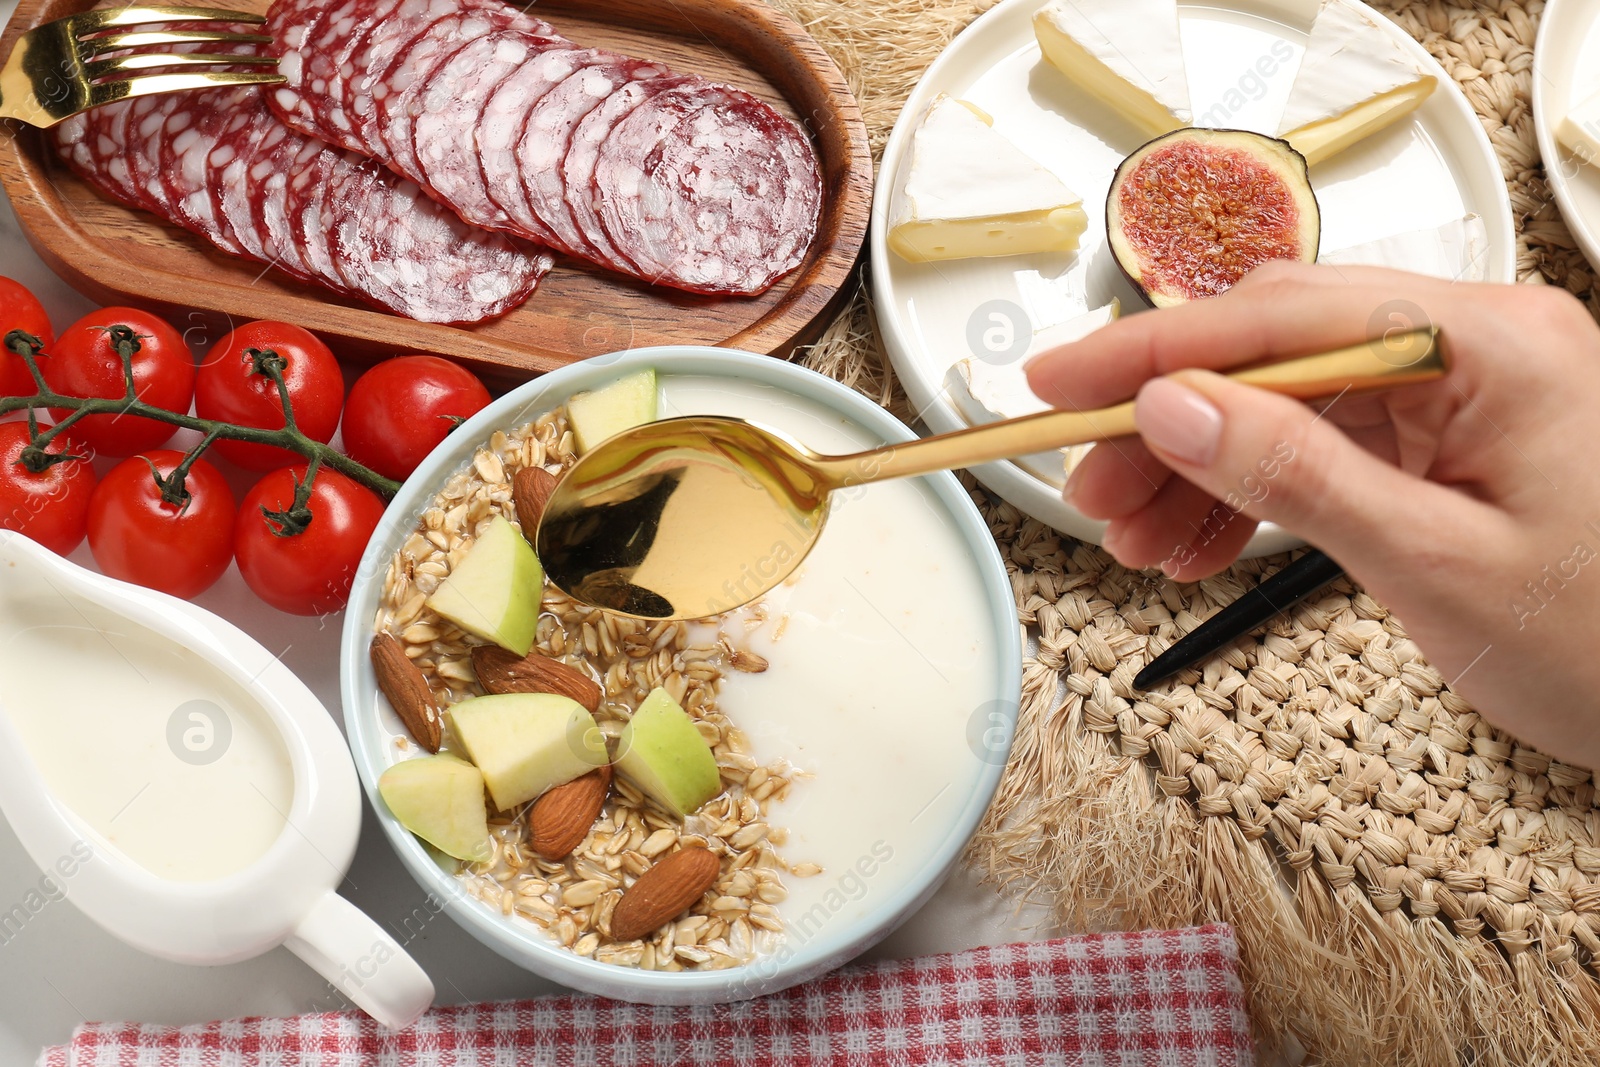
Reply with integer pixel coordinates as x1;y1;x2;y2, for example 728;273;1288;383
339;346;1022;1004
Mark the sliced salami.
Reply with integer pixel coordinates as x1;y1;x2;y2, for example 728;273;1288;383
268;0;562;157
211;107;295;265
563;72;693;273
266;0;367;152
516;57;645;258
594;84;823;294
57;106;145;210
286;149;344;289
53;113;97;185
476;46;597;247
339;0;462;153
320;159;553;323
377;10;544;184
250;132;329;283
413;31;538;230
201;105;270;256
124;94;179;214
159;99;237;251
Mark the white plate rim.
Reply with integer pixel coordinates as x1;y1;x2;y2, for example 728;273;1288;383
1532;0;1600;271
870;0;1517;558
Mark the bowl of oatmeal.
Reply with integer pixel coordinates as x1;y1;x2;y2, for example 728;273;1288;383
339;346;1022;1004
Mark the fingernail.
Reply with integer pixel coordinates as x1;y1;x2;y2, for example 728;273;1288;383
1135;378;1223;467
1100;522;1124;554
1062;459;1088;507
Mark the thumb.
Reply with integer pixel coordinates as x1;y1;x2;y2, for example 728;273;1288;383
1132;369;1486;575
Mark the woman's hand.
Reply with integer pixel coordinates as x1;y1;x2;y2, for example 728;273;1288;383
1025;261;1600;768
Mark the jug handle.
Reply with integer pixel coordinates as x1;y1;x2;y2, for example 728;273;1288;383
284;890;435;1030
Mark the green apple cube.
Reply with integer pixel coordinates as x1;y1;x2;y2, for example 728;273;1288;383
378;754;492;863
425;515;543;655
566;369;658;454
614;687;721;817
451;693;609;811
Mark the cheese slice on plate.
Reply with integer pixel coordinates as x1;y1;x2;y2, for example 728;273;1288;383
1278;0;1437;166
1557;85;1600;165
949;301;1120;487
889;95;1088;263
1033;0;1191;136
1319;214;1489;281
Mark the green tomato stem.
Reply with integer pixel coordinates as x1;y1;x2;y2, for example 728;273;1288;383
2;327;401;500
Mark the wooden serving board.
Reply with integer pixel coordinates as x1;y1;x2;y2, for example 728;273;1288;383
0;0;872;382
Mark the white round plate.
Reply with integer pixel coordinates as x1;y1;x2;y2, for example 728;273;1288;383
871;0;1516;556
1533;0;1600;271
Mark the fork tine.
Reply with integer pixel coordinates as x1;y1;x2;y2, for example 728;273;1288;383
83;29;274;53
86;52;279;81
74;6;268;30
87;69;286;109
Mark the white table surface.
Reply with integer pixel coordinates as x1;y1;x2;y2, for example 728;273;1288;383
0;8;1054;1056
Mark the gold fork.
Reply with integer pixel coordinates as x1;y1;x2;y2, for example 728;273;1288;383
0;5;284;128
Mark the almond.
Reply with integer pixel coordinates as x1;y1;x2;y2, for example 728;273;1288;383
530;765;612;860
513;466;560;535
370;633;442;752
610;846;721;941
471;645;603;713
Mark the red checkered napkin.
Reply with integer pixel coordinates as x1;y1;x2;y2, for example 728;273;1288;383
38;924;1253;1066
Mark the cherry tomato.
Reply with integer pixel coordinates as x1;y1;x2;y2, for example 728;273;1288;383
342;355;491;480
88;450;235;598
0;278;54;399
235;465;386;615
195;322;344;471
44;308;193;457
0;422;96;555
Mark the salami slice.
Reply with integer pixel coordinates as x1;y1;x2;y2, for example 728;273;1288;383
563;72;692;273
248;130;325;283
516;58;644;258
377;10;545;184
57;106;144;210
267;0;368;152
476;46;597;247
286;149;343;289
200;104;269;256
124;94;180;214
320;159;553;323
53;113;97;184
594;84;823;294
340;0;461;153
159;97;240;253
210;107;292;265
413;31;538;230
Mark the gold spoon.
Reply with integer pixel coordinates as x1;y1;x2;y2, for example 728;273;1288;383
536;326;1444;620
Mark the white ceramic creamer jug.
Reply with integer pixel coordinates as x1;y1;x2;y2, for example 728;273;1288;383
0;532;433;1029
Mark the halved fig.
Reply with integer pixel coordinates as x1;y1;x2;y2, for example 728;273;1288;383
1106;128;1319;308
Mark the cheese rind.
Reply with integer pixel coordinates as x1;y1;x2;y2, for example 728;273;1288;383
1033;0;1191;136
889;95;1088;262
1320;214;1488;281
1557;85;1600;165
1278;0;1436;166
949;302;1120;487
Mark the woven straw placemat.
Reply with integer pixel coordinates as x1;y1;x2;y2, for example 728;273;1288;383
764;0;1600;1063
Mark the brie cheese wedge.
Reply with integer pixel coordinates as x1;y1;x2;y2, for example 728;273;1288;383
1557;85;1600;166
889;95;1088;263
1034;0;1191;136
1278;0;1437;166
949;301;1120;487
1319;214;1489;282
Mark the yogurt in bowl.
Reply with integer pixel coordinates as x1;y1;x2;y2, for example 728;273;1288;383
340;347;1021;1003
